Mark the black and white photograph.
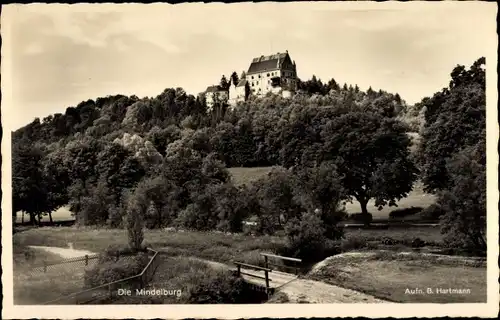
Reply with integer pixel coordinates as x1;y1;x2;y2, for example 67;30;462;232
1;1;498;319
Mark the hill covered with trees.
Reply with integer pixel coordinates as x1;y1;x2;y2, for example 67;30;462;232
12;58;486;257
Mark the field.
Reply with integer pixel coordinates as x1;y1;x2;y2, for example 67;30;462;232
15;206;75;224
308;251;486;303
13;227;286;267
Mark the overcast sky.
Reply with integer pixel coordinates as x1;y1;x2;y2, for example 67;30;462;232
1;2;496;130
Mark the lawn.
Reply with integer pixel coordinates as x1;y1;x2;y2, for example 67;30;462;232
13;227;287;267
308;251;487;303
13;253;95;305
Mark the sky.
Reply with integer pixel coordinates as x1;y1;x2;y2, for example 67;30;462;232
1;2;497;130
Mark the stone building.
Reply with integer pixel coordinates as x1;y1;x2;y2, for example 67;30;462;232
246;50;297;96
228;50;298;107
228;79;248;107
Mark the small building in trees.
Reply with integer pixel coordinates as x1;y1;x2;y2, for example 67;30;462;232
228;79;249;108
205;85;229;111
228;50;298;106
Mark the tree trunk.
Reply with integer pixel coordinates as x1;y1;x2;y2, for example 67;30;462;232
21;212;24;224
49;212;53;224
358;198;371;227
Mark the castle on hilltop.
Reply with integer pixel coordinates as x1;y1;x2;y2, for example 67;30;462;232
205;50;298;110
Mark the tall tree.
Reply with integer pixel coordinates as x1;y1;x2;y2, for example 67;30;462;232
319;112;419;225
12;143;52;225
230;71;239;86
419;57;486;192
220;75;230;90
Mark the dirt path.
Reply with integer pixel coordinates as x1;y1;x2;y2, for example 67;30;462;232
163;252;385;303
28;245;96;259
277;278;388;303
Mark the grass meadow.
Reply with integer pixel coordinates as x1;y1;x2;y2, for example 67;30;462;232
308;251;486;303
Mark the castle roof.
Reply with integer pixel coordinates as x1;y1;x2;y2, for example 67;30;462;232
247;52;291;74
236;79;248;87
206;85;226;93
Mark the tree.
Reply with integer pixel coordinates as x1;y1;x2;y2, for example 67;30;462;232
419;57;485;192
438;141;486;253
319;112;419;225
220;75;230;91
125;188;147;251
283;210;329;262
230;71;239;86
252;167;303;233
12;143;52;225
292;161;347;240
138;176;180;228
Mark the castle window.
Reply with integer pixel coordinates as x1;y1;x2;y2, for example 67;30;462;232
267;73;270;77
251;76;254;79
252;83;254;87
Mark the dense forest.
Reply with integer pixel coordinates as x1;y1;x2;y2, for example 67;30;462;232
12;58;486;256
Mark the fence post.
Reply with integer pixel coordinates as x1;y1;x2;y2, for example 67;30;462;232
265;270;270;290
43;260;47;273
264;255;269;269
237;264;241;277
85;255;89;266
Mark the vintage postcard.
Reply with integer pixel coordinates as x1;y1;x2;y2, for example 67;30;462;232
1;1;498;319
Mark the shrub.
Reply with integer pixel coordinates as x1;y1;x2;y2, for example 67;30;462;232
417;204;445;221
84;252;150;288
340;235;368;252
348;212;373;224
184;270;257;304
282;211;331;263
388;206;423;219
381;237;398;246
411;237;426;248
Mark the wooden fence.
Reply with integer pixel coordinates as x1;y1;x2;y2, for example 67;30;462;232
41;248;160;305
261;252;302;275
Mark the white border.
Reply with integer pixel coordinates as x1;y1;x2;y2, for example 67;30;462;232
2;2;499;318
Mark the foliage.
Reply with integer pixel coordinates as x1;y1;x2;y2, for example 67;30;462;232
418;57;485;192
184;270;252;304
438;143;486;253
388;207;424;219
84;252;149;288
125;188;148;250
318;112;419;224
417;204;446;221
417;57;486;253
283;210;337;263
12;142;53;225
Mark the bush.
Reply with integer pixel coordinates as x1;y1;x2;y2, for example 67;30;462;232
340;235;368;252
282;211;332;263
348;212;373;224
417;204;445;221
84;252;150;288
411;237;426;248
184;270;258;304
381;236;398;246
388;206;423;219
